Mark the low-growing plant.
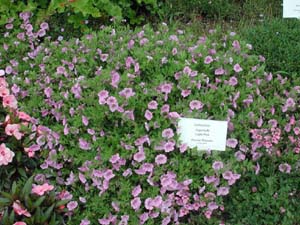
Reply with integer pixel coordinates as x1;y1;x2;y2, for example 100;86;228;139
241;18;300;74
0;177;69;225
1;12;300;225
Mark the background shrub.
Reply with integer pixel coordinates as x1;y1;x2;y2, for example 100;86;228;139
241;19;300;74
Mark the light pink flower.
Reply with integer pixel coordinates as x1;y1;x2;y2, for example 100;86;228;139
13;200;31;217
144;110;153;121
18;112;31;121
13;222;27;225
98;90;109;105
229;76;238;86
131;197;141;211
233;64;243;73
32;183;54;196
119;88;135;99
0;144;14;165
5;124;23;140
133;151;146;162
226;138;238;148
3;95;17;109
145;198;154;210
162;128;174;139
217;187;229;196
164;141;175;152
279;163;291;174
132;185;142;197
155;154;167;165
204;56;213;64
215;68;225;75
189;100;203;110
0;87;9;97
67;201;78;211
148;100;158;110
235;151;245;161
212;161;223;170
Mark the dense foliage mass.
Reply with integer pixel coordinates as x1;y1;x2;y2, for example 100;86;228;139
0;12;299;225
242;18;300;75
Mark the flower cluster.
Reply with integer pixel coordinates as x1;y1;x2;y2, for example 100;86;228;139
1;13;299;224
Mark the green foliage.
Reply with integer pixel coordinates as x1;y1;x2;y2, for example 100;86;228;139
0;178;68;225
242;19;300;74
159;0;281;23
0;0;159;30
223;156;300;225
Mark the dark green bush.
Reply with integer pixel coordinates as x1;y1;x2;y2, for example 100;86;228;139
242;19;300;74
0;0;159;28
159;0;281;22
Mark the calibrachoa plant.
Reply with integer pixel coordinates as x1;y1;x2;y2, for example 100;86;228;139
0;12;299;224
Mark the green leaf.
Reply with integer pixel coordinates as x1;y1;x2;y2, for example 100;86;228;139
0;197;11;205
41;204;55;223
11;181;17;195
33;196;46;208
9;210;15;224
21;176;33;197
55;199;69;207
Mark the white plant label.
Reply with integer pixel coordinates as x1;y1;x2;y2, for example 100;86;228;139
283;0;300;18
178;118;228;151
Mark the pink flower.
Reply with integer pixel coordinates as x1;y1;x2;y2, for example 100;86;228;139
119;88;135;99
5;124;23;140
155;154;167;165
132;185;142;197
233;64;243;73
13;222;27;225
111;71;120;88
144;110;153;121
204;56;213;64
0;143;15;165
13;200;31;217
235;151;245;161
98;90;109;105
279;163;291;174
3;95;17;109
189;100;204;110
0;69;5;76
162;128;174;139
18;111;31;121
131;197;141;211
212;161;223;170
133;151;146;162
226;138;238;148
160;83;173;94
215;68;225;75
164;141;175;152
32;183;54;196
181;89;191;97
0;87;9;97
56;66;66;74
80;219;90;225
148;100;158;110
204;210;212;219
82;116;89;126
217;187;229;196
79;138;91;150
67;201;78;211
228;76;238;86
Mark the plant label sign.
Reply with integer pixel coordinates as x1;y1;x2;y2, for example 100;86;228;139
283;0;300;18
178;118;228;151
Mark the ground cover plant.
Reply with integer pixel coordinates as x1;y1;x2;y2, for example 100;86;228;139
0;12;300;225
242;18;300;75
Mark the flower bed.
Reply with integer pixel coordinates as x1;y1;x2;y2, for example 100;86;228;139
0;13;299;225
